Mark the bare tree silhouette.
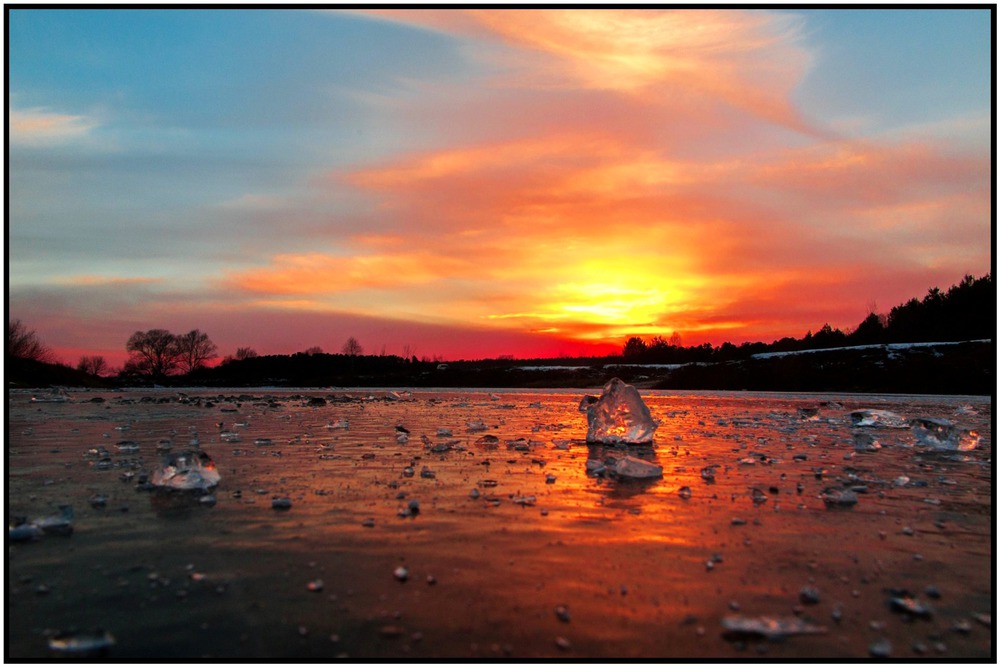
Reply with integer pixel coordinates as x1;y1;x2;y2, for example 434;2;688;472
125;329;181;379
341;337;363;356
77;355;109;376
8;319;54;362
175;329;218;373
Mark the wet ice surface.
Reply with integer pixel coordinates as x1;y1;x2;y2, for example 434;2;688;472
6;388;993;659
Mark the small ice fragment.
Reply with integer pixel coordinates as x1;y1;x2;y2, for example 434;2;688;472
8;522;44;542
219;431;240;442
890;595;932;619
151;451;221;492
853;433;882;452
869;638;892;658
849;410;908;429
396;432;409;444
115;441;140;453
799;586;820;604
466;420;488;432
253;438;273;446
48;630;116;656
579;378;658;444
307;579;324;592
910;417;979;451
610;456;663;480
554;605;571;622
721;615;827;640
33;506;75;536
393;566;409;582
820;487;857;508
797;407;820;421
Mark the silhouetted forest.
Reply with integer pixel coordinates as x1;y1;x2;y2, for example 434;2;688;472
7;273;994;394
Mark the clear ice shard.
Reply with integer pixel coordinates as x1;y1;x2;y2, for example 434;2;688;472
721;615;827;640
849;410;909;429
151;450;221;491
579;378;658;444
910;417;980;451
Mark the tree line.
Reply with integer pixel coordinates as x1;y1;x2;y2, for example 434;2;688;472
5;319;374;383
619;273;993;364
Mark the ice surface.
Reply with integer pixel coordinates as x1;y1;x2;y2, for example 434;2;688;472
151;450;221;491
578;378;659;444
910;417;980;451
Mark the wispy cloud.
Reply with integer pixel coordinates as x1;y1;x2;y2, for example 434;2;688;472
9;106;99;146
364;9;822;135
222;251;474;295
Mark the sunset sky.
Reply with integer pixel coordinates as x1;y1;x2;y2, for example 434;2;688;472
8;8;992;367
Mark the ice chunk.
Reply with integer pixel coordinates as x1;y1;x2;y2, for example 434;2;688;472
820;487;857;508
9;506;75;542
910;417;980;451
578;378;658;444
721;615;827;640
34;505;75;535
853;433;882;452
610;455;663;480
151;450;221;492
849;410;908;429
48;630;115;656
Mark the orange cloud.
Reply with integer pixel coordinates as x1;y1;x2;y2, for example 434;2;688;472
216;10;988;351
223;251;473;295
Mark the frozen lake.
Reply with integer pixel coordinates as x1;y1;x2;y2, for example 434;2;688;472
6;387;993;659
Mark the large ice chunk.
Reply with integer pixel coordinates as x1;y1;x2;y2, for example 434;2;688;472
848;410;909;429
151;450;221;491
578;378;658;444
910;417;980;451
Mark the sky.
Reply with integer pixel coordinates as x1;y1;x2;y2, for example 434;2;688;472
7;7;993;368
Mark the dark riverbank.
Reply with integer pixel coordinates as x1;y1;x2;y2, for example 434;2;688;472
7;340;993;395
